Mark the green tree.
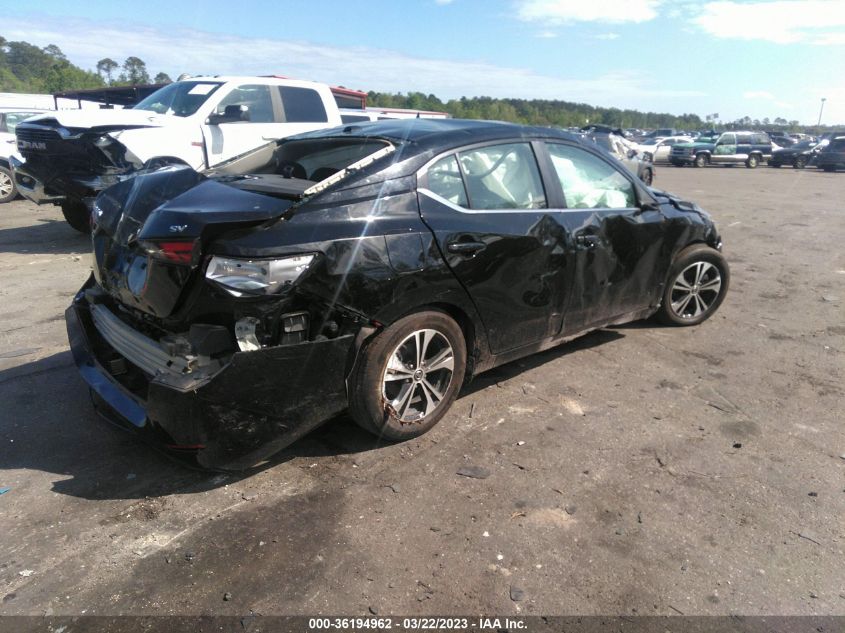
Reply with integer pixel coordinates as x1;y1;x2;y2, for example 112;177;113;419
96;58;119;84
42;44;67;62
119;56;150;85
153;72;172;84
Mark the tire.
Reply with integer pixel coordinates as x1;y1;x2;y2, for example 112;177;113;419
61;201;90;233
348;310;466;441
793;156;807;169
745;155;759;168
656;244;730;327
694;154;708;168
0;166;16;203
641;168;653;186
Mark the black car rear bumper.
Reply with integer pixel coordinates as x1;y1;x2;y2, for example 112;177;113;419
66;282;355;470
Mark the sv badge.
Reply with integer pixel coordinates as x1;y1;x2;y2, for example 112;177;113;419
169;224;189;233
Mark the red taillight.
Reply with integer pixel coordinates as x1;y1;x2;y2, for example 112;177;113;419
151;241;196;264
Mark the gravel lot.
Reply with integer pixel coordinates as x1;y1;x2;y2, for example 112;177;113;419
0;166;843;618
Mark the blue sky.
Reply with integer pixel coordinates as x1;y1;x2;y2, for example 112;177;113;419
6;0;845;124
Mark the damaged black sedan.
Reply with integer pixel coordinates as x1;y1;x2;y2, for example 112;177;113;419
67;119;729;469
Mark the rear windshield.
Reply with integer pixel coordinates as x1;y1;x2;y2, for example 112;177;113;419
827;139;845;151
134;81;223;117
210;137;395;197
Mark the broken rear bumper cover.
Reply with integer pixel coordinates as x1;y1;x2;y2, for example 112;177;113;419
66;282;355;470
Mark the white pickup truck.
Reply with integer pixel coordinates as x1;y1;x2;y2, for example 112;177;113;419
12;76;344;230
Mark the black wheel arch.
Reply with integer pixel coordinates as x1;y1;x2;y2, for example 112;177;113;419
345;296;491;389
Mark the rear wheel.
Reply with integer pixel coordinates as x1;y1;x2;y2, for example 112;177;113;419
793;156;808;169
657;245;730;327
745;155;759;168
0;167;16;203
61;201;90;233
641;168;653;186
694;154;708;168
349;310;466;441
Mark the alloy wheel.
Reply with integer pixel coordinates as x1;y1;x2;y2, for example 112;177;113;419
382;329;455;423
669;261;722;319
0;171;13;198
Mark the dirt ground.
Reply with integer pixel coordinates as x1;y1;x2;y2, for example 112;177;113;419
0;165;843;618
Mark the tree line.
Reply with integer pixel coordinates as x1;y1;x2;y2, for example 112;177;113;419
0;36;172;93
367;90;706;130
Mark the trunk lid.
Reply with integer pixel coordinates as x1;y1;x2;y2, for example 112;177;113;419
92;167;297;318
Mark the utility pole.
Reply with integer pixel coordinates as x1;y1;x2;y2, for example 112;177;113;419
818;98;826;126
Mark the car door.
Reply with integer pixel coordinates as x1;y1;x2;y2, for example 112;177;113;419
712;133;737;164
542;141;668;335
735;133;753;162
654;138;678;162
202;84;282;166
417;141;567;354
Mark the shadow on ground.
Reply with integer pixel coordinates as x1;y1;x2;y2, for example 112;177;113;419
0;217;87;255
0;328;628;502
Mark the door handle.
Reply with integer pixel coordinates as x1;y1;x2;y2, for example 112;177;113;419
576;234;600;248
447;240;487;256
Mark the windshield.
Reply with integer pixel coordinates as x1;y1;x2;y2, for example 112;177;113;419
133;81;223;117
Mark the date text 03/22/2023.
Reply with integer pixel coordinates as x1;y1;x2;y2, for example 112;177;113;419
306;617;527;630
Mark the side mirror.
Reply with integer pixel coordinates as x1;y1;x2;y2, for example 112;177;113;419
207;104;250;125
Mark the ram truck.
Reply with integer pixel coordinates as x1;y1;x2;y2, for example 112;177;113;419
11;76;344;231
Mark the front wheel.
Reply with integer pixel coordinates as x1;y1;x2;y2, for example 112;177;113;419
0;166;16;203
61;201;90;233
745;155;759;168
349;310;466;441
656;245;730;326
793;156;807;169
694;154;708;168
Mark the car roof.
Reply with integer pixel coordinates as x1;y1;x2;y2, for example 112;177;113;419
288;118;580;152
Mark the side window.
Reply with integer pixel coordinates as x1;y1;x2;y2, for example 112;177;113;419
457;143;546;210
217;85;275;122
427;155;468;207
547;143;636;209
717;133;736;145
277;86;328;123
736;134;752;144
